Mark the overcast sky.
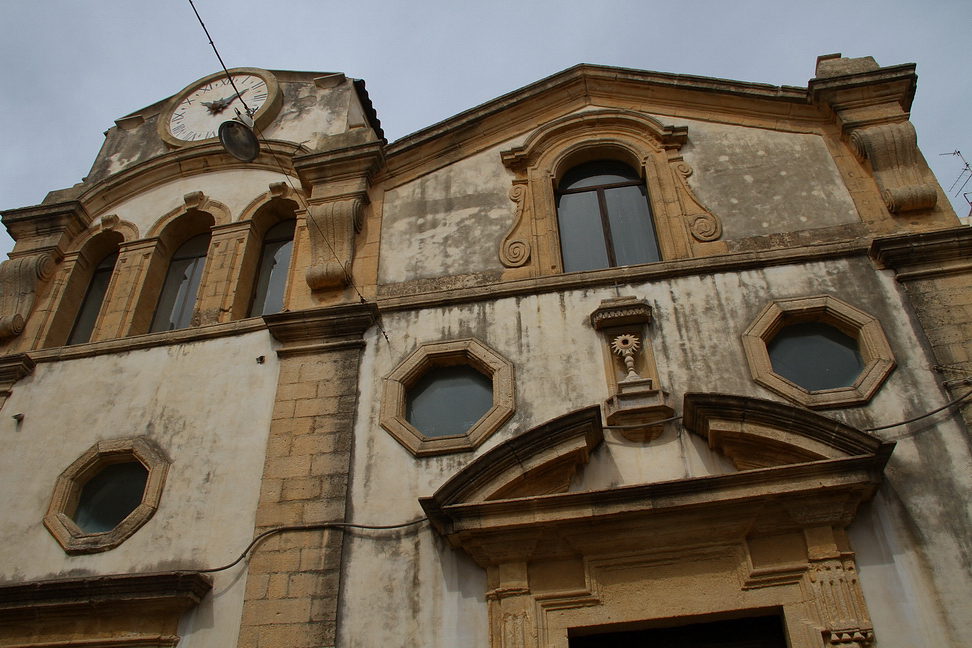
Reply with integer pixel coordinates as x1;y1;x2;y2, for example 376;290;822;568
1;0;969;259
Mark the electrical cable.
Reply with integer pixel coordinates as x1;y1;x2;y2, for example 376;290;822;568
863;384;972;432
198;517;428;574
186;0;393;347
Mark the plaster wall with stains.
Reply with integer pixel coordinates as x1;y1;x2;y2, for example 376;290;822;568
0;331;280;647
376;110;875;289
340;257;972;646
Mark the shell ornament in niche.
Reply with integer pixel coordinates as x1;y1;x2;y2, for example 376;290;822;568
611;334;642;380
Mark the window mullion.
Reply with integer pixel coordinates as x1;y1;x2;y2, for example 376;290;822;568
595;188;617;267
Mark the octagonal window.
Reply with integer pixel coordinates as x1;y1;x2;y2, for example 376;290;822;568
742;295;895;409
406;365;494;438
45;437;169;554
73;461;150;534
381;338;515;456
767;322;865;392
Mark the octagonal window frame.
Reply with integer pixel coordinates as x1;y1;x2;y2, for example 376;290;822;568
44;437;170;554
380;338;515;457
742;295;895;409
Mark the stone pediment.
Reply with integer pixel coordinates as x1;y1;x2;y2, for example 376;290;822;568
421;394;893;566
681;392;893;470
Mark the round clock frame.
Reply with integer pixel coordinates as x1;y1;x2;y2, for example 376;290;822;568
158;67;283;148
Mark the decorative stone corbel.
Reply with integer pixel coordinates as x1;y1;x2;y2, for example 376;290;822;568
850;122;937;212
293;140;384;292
0;253;56;340
590;296;673;442
305;197;365;289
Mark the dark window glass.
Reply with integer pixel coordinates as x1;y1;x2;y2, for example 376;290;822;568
406;365;494;438
569;614;787;648
249;220;296;317
556;160;660;272
67;252;118;345
72;461;149;534
767;321;865;391
150;233;210;332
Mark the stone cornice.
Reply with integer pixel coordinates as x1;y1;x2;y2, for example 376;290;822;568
388;64;808;159
424;454;889;565
264;302;376;344
1;201;91;258
376;240;871;313
0;571;211;619
808;63;917;114
28;318;269;364
870;226;972;276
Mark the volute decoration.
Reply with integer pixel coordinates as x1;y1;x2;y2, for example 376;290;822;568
499;182;531;267
850;122;937;212
0;253;56;340
673;161;723;241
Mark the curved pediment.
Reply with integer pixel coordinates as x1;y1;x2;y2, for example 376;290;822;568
421;406;603;513
682;392;893;470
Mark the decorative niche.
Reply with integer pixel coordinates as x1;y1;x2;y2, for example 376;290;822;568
742;295;895;409
589;296;674;441
45;437;170;554
380;338;515;457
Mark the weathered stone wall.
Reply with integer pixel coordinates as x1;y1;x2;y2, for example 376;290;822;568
341;257;972;647
0;332;279;647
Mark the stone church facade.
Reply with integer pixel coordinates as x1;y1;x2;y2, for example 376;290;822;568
1;54;971;647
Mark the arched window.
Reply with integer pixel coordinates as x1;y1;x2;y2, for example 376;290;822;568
150;233;211;332
249;219;295;317
555;160;661;273
66;251;118;345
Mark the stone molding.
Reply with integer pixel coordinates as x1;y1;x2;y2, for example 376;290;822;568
72;140;307;218
44;437;170;554
377;240;871;313
850;122;937;212
381;337;515;456
681;392;893;470
870;226;972;280
741;295;895;409
498;109;724;277
0;201;91;259
263;302;376;346
0;571;211;618
294;141;384;291
0;352;35;411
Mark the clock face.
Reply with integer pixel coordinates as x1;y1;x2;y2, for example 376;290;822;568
160;69;281;146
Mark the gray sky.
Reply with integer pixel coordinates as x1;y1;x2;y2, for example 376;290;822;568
2;0;969;259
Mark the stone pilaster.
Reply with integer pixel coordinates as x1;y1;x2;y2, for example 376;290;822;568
236;304;374;648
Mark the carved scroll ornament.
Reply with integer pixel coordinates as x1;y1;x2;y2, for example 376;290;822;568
305;197;364;290
499;183;532;268
0;253;56;340
850;121;937;213
672;161;723;242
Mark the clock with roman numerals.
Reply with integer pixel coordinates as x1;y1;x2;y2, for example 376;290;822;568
159;68;282;147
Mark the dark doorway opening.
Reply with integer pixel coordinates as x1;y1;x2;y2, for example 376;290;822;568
569;614;788;648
